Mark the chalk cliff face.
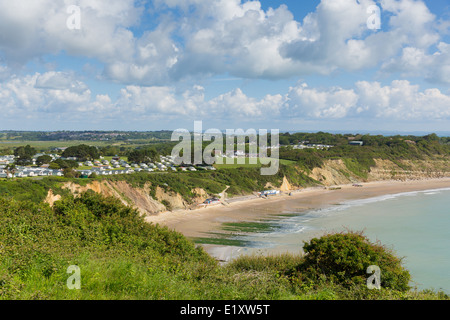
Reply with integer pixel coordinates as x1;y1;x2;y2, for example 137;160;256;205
45;180;195;216
44;158;449;215
309;158;449;186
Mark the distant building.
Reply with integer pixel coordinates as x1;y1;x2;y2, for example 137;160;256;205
349;141;364;146
258;190;280;197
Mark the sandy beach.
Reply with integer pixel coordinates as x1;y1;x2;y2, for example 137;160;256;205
145;177;450;261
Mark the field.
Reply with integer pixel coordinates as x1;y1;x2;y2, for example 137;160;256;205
213;157;295;169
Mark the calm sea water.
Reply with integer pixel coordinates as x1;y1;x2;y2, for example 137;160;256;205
238;188;450;293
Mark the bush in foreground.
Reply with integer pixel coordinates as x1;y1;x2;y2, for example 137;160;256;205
294;231;411;291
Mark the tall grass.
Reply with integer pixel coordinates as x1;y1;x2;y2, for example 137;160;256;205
0;192;448;300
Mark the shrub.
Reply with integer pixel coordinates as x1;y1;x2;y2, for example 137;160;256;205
296;231;411;291
161;199;172;211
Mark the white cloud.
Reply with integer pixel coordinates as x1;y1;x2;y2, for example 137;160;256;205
0;71;99;116
381;42;450;84
355;80;450;119
283;80;450;122
1;71;447;126
285;83;359;119
0;0;140;64
0;0;448;86
0;0;448;130
206;88;284;118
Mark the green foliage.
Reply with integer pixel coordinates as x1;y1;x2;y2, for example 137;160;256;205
102;164;315;202
36;155;53;166
296;231;411;291
49;162;60;169
0;193;446;300
13;145;36;165
52;158;79;169
0;193;216;299
160;199;172;211
127;147;159;164
63;168;80;178
279;148;324;171
62;145;99;161
279;133;450;173
0;178;70;203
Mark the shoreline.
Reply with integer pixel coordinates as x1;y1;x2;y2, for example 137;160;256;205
144;177;450;261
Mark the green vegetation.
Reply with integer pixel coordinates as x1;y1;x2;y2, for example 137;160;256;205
297;231;411;291
0;131;449;300
127;147;159;164
13;145;36;165
36;155;52;166
280;133;450;176
62;144;100;161
0;193;447;300
102;165;316;201
3;132;449;183
213;157;295;169
221;221;277;233
51;158;79;170
0;163;316;207
0;177;70;203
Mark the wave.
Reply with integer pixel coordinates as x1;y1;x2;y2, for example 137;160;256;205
293;187;450;219
230;187;450;249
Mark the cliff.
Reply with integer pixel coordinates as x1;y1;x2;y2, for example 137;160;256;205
44;158;449;215
309;158;449;186
48;180;195;216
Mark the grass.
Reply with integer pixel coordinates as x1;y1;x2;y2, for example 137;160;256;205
0;193;449;300
0;140;118;150
213;157;295;169
342;158;369;179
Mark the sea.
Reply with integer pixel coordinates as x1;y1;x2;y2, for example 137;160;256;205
235;187;450;293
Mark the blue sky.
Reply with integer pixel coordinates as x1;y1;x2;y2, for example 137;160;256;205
0;0;449;133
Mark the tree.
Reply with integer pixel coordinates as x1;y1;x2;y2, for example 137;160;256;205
36;155;53;166
128;148;159;164
49;162;60;170
62;144;99;161
52;159;79;169
63;168;80;178
14;145;36;165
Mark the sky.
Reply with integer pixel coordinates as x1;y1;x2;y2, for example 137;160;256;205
0;0;449;133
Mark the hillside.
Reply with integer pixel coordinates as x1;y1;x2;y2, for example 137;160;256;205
0;190;447;300
35;157;449;216
309;158;449;186
1;143;449;300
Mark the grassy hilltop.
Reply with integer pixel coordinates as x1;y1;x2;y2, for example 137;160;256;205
0;190;448;300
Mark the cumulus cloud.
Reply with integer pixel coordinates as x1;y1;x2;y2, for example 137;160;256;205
381;42;450;84
280;0;445;75
282;80;450;122
1;70;448;126
0;0;448;130
0;71;106;117
0;0;141;64
0;0;448;85
355;80;450;119
286;83;359;119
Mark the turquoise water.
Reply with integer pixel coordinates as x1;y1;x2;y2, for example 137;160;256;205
239;188;450;293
